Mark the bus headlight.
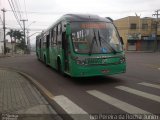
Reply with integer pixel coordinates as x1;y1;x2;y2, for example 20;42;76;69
120;57;126;63
76;60;85;65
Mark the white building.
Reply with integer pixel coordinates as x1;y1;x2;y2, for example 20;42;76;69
0;29;4;54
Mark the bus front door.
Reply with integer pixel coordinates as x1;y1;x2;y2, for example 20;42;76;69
62;32;69;72
46;35;50;64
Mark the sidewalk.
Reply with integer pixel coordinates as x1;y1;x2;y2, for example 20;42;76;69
0;53;30;58
0;68;62;120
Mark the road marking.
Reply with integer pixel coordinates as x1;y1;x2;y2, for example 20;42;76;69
87;90;150;114
138;82;160;90
158;68;160;70
116;86;160;103
53;95;89;120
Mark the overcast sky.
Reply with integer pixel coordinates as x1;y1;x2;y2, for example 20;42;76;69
0;0;160;44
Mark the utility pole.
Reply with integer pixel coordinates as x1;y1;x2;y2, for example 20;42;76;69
26;30;30;54
20;19;28;45
1;8;6;55
26;21;36;54
152;9;160;52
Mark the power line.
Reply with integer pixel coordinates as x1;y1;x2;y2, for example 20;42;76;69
10;0;20;19
8;0;23;29
6;26;45;31
23;0;28;19
5;9;156;15
13;0;22;19
6;27;44;31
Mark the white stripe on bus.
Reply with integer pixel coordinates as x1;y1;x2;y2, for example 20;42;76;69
87;90;150;114
138;82;160;90
116;86;160;103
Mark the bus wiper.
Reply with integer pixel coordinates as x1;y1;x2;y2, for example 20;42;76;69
98;30;102;47
89;30;98;55
98;30;117;54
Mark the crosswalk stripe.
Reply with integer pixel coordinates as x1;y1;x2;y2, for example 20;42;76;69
52;95;90;120
116;86;160;103
138;82;160;89
87;90;150;114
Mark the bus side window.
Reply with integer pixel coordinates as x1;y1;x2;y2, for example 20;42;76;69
46;34;50;48
39;39;41;48
53;27;57;45
51;29;54;46
43;36;46;48
57;23;62;45
40;38;42;48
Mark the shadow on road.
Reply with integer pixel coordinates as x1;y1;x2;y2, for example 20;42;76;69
65;75;124;86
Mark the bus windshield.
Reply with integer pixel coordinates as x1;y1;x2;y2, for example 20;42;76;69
71;22;123;54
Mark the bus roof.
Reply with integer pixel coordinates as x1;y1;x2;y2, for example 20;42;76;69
37;14;112;37
61;14;112;22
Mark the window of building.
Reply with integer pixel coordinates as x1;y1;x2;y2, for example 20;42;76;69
142;36;149;40
158;25;160;31
142;24;148;30
130;24;137;29
151;24;156;29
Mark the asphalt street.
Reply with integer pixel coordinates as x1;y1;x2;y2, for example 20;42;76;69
0;52;160;119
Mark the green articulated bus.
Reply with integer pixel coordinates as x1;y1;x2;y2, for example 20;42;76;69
36;14;126;77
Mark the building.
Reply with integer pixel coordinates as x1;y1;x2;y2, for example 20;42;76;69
114;16;160;51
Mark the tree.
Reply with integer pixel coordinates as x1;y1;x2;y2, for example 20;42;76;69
6;29;14;43
7;29;27;53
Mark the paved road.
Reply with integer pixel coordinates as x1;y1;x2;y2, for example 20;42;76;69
0;53;160;119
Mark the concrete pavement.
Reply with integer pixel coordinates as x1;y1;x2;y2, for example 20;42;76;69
0;68;62;120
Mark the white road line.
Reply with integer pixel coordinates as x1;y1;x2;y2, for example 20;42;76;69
138;82;160;90
87;90;150;114
116;86;160;103
158;68;160;70
52;95;90;120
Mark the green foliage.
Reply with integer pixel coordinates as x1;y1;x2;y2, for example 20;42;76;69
7;29;27;52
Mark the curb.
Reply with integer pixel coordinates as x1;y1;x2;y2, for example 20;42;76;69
18;71;73;120
0;67;72;120
0;54;31;58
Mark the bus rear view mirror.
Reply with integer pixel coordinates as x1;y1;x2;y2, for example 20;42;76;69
120;37;124;45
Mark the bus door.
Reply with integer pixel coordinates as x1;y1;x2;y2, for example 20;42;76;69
40;38;43;60
39;38;42;59
46;34;50;64
62;31;69;72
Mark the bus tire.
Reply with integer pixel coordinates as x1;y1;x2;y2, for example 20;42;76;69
57;58;64;75
57;59;61;72
44;56;48;65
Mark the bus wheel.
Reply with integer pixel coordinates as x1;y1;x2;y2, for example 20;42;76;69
44;56;48;65
44;56;46;63
57;60;62;73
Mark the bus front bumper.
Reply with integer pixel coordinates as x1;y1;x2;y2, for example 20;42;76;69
70;63;126;77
